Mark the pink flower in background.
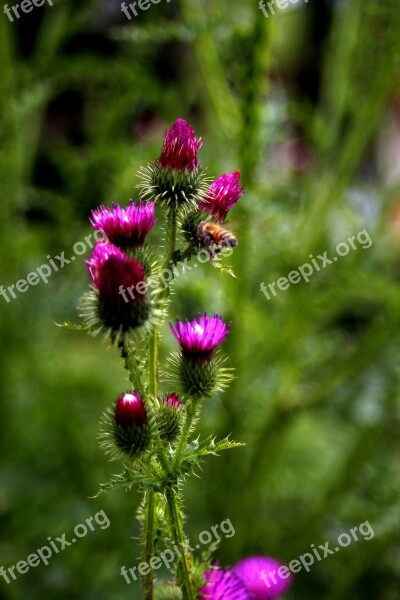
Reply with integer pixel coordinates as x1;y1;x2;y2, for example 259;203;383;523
233;556;293;600
200;567;252;600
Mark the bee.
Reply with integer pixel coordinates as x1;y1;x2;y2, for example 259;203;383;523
197;221;238;256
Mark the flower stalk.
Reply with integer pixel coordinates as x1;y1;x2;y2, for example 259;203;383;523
172;400;199;471
121;342;146;398
143;490;156;600
74;118;251;599
165;486;196;600
141;206;178;598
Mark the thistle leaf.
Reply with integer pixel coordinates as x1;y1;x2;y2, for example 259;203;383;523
211;259;237;278
55;320;87;331
182;435;244;464
93;467;154;497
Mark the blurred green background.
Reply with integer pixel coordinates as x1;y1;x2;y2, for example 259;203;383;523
1;0;400;598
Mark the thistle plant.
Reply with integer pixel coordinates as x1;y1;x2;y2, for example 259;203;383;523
68;119;292;600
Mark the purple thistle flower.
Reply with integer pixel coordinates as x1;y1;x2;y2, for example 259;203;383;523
86;242;126;287
90;201;156;248
170;313;230;361
233;556;293;600
115;392;148;428
158;118;203;172
86;242;149;330
164;392;182;408
199;171;245;223
200;568;252;600
96;255;146;304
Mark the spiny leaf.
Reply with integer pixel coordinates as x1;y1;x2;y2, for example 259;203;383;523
55;320;87;331
211;258;237;278
182;435;244;464
92;467;154;497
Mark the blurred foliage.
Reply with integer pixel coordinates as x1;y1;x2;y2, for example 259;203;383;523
1;0;400;598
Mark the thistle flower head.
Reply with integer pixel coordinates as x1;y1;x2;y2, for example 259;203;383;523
139;119;208;212
200;568;252;600
199;171;245;223
86;241;126;286
169;315;231;399
233;556;293;600
97;255;145;303
113;392;151;457
164;392;182;408
84;243;150;337
90;201;156;249
170;314;230;361
158;118;202;172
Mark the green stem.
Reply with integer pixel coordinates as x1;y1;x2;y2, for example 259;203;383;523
160;207;196;598
173;401;198;471
141;206;179;599
143;490;156;600
165;486;196;600
148;331;158;398
121;342;146;398
148;207;178;471
163;207;177;272
148;206;177;401
120;342;157;599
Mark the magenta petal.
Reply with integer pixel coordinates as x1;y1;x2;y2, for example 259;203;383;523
200;568;252;600
170;313;230;359
164;392;182;408
90;201;156;248
86;242;126;286
158;118;203;171
199;171;245;222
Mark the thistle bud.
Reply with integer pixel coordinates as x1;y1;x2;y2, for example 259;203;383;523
157;393;182;442
170;314;230;399
113;392;151;457
139;119;208;213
